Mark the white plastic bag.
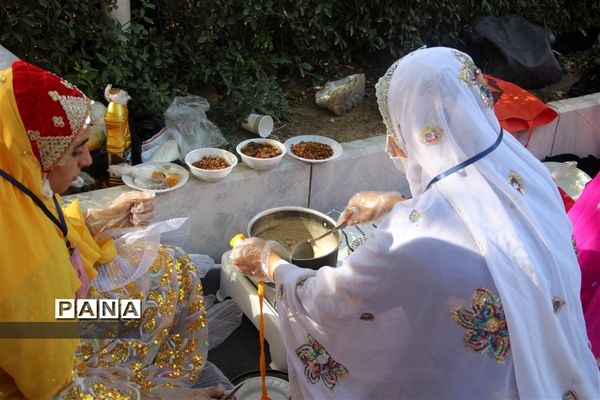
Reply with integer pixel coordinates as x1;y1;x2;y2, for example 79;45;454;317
163;96;228;161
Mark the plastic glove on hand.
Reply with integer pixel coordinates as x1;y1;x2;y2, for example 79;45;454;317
85;191;155;236
338;191;404;226
230;236;274;281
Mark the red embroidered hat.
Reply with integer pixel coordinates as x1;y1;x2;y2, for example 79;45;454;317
11;60;90;172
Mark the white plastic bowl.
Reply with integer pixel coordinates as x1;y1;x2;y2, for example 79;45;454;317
236;138;286;171
185;148;238;182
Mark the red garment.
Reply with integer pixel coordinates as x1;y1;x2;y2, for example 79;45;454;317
483;74;558;146
12;61;90;171
558;187;576;212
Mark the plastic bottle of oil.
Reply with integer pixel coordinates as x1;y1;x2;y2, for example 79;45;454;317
104;84;132;186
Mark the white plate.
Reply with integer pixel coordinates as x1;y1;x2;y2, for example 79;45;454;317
233;376;291;400
284;135;343;164
122;162;189;193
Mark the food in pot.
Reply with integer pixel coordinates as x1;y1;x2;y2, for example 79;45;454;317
193;156;230;170
241;141;282;158
291;141;333;160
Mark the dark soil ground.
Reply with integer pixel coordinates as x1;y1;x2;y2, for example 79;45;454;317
227;50;598;149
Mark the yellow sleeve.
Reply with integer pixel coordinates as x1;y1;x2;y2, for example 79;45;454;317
63;198;116;281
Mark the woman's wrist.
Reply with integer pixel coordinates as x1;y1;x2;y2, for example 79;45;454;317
384;192;405;210
267;250;283;281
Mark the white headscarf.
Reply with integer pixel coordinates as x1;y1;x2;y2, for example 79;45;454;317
378;47;599;398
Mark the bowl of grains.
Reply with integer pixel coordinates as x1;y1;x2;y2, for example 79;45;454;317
284;135;343;164
236;138;286;171
185;148;238;182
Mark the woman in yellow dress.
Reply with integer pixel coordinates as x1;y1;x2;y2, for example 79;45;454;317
0;60;228;399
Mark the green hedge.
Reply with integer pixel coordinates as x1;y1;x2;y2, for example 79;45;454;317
1;0;598;138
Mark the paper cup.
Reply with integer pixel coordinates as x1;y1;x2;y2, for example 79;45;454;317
241;113;273;138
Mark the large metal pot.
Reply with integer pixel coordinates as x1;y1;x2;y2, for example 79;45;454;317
248;206;341;270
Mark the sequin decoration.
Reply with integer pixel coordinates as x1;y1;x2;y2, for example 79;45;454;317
27;129;73;171
453;50;494;108
451;288;510;363
552;296;566;314
409;210;422;226
52;116;65;127
296;277;308;290
508;171;524;194
278;283;285;302
419;126;443;145
359;313;374;321
295;334;349;390
563;390;579;400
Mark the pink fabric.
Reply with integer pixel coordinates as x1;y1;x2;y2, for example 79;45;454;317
568;173;600;359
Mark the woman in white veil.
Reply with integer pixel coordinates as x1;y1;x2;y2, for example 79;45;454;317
232;47;600;399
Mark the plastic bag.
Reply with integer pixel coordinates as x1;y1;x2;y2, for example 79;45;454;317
92;218;190;292
315;73;365;116
462;15;562;89
544;161;593;200
141;128;180;162
205;294;243;350
163;96;228;161
84;191;155;238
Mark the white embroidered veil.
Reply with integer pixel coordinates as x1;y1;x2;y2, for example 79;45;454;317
376;47;599;398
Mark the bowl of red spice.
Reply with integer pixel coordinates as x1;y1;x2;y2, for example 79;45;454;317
236;138;286;171
185;148;238;182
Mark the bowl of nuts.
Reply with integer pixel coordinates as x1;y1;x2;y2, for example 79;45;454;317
185;148;238;182
236;138;286;171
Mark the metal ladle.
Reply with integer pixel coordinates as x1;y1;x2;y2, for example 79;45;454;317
290;222;347;259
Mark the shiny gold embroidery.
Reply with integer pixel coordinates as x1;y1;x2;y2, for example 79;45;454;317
109;342;131;364
60;245;209;398
141;305;158;331
552;296;566;314
80;342;94;362
451;288;510;363
508;171;524;194
160;251;174;286
572;236;579;259
150;251;164;274
62;383;135;400
147;289;164;307
419;125;443;145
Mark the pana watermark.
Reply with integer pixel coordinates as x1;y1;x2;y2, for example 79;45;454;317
55;299;142;320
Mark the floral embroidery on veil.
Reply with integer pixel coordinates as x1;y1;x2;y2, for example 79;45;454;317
295;334;349;390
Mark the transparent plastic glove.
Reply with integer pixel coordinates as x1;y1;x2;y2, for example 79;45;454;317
231;237;287;282
338;191;404;226
85;191;155;236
